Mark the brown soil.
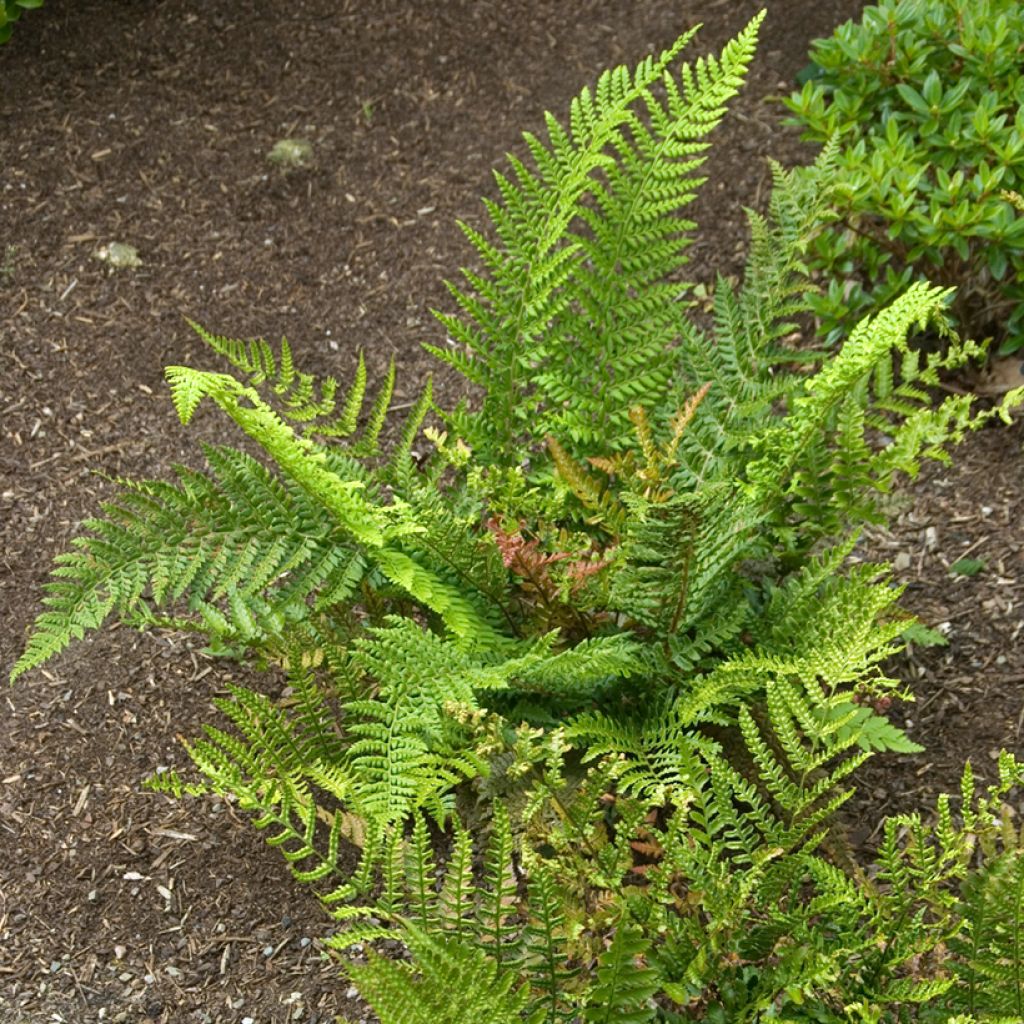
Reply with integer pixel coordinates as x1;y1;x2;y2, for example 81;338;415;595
2;1;1020;1022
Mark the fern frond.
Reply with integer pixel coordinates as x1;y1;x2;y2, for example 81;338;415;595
476;802;521;965
953;850;1024;1018
343;922;529;1024
582;923;658;1024
186;321;407;443
609;487;763;669
522;867;579;1024
9;446;364;680
166;366;386;546
430;16;764;457
438;815;477;941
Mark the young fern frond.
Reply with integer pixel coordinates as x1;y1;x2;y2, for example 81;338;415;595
186;320;401;443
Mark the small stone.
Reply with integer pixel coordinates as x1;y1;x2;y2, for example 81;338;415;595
95;242;142;269
893;551;912;571
114;945;126;959
118;971;133;982
267;138;313;168
263;944;275;957
346;985;360;1000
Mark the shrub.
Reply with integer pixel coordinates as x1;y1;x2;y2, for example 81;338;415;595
784;0;1024;352
0;0;43;44
12;12;1024;1021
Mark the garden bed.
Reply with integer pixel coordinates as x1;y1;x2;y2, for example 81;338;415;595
2;1;1021;1021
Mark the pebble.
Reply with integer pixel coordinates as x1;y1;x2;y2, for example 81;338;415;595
893;551;912;571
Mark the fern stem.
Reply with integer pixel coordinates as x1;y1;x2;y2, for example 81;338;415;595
1015;854;1023;1018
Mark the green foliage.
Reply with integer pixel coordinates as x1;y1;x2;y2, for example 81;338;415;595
427;14;764;456
784;0;1024;352
13;13;1024;1022
950;557;986;577
0;0;43;45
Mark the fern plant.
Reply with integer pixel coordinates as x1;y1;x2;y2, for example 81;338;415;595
12;12;1024;1022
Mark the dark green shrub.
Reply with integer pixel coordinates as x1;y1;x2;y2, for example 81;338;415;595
785;0;1024;352
0;0;43;44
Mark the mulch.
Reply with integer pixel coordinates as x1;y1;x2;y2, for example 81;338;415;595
2;1;1020;1021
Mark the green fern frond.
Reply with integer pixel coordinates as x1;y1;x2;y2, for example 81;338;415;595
430;15;764;456
371;547;505;648
343;922;530;1024
609;487;763;669
667;145;839;494
522;867;579;1024
476;802;521;965
512;635;643;696
438;816;478;941
186;321;406;442
582;923;658;1024
953;850;1024;1019
166;366;387;545
9;445;362;680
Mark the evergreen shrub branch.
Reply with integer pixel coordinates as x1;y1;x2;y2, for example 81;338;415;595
784;0;1024;353
12;11;1024;1021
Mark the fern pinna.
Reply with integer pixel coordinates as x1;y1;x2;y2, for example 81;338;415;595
13;11;1024;1023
